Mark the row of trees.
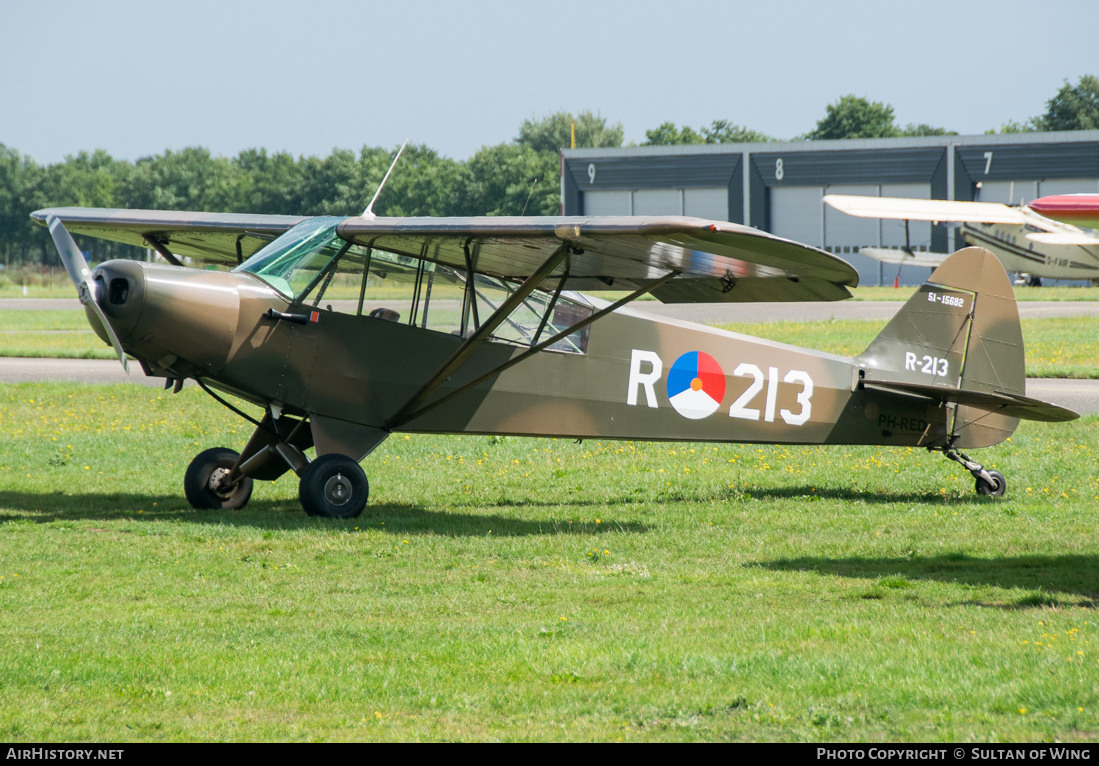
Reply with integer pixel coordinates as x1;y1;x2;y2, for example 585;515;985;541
0;110;628;266
0;137;561;266
642;103;957;144
0;111;636;266
2;77;1096;266
643;76;1099;143
998;75;1099;133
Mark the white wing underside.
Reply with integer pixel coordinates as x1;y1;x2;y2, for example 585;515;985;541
823;195;1034;225
825;195;1099;247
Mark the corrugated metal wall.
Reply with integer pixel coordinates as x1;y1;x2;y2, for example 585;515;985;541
562;132;1099;286
564;152;743;223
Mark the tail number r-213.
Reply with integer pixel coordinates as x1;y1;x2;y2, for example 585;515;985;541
729;364;813;426
905;352;948;376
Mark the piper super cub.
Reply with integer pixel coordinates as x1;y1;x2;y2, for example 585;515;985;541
32;197;1076;518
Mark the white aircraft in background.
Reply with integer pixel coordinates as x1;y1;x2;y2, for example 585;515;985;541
823;194;1099;286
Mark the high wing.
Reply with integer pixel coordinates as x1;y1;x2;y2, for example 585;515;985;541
336;215;859;303
33;208;860;303
823;195;1040;227
29;207;308;265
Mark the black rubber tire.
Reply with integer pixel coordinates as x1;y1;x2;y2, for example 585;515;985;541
184;448;253;509
975;469;1006;498
298;454;368;519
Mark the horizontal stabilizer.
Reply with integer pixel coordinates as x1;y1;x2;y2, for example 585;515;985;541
862;380;1078;423
824;195;1032;225
858;247;948;268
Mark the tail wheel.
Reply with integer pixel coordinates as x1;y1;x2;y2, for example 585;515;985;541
975;469;1006;497
184;448;253;509
299;454;368;519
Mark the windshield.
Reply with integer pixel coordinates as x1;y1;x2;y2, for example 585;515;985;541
234;217;346;299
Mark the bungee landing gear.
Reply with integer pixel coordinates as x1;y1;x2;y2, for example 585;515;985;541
934;444;1006;497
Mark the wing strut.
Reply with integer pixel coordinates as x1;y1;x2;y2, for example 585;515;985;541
389;268;681;429
385;243;573;428
144;235;184;267
531;268;569;348
461;241;480;335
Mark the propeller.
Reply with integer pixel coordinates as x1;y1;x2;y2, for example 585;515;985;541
46;215;129;375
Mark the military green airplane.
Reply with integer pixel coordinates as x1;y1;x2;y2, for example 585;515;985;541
32;204;1077;518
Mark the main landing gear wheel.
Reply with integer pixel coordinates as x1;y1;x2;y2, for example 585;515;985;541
184;448;253;509
298;454;369;519
975;469;1006;497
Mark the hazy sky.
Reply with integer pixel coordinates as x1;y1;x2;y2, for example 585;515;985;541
3;0;1096;165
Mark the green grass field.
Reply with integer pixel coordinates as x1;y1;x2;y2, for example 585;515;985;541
4;276;1099;301
714;319;1099;379
1;384;1097;741
3;310;1096;379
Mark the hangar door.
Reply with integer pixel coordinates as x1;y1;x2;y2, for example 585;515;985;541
582;188;729;220
770;183;933;286
976;178;1099;205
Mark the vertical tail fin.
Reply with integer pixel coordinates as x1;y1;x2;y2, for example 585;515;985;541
856;246;1026;447
858;246;1024;394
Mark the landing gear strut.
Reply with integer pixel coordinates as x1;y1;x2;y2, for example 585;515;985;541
183;444;370;518
183;400;384;518
935;445;1006;497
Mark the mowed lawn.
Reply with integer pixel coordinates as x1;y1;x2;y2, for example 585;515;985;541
0;384;1097;741
2;310;1098;379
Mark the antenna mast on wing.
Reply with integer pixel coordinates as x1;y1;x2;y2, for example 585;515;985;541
362;139;409;218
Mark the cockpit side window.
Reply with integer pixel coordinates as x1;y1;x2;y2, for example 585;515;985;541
308;244;463;334
234;217;345;300
238;218;591;353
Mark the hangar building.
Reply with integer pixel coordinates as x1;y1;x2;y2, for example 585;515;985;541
561;131;1099;286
